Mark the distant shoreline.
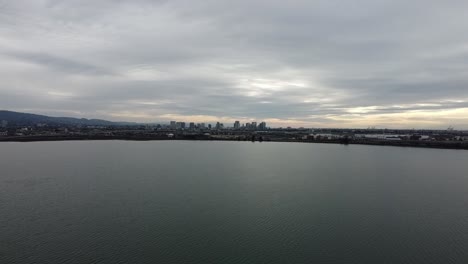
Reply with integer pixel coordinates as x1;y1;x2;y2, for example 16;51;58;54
1;135;467;150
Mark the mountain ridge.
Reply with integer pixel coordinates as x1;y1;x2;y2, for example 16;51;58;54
0;110;134;126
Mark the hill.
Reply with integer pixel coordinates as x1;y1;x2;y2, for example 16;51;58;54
0;110;125;127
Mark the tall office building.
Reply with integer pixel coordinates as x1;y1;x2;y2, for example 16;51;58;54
251;122;257;130
170;121;176;129
189;122;195;130
259;122;267;131
234;121;240;129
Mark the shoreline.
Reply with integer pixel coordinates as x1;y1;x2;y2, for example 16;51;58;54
1;135;467;150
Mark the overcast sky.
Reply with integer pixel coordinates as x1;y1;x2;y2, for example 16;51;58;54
1;0;468;128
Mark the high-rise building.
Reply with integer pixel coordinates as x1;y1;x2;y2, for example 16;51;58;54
234;121;240;129
189;122;195;130
259;122;267;131
180;122;186;129
199;123;206;129
170;121;176;129
251;122;257;130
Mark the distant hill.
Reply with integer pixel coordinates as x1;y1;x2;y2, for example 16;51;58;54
0;110;130;127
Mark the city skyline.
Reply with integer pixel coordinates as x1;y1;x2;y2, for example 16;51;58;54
2;1;468;128
1;109;468;149
166;120;268;130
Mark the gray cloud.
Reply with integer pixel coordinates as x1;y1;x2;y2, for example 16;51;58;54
8;51;112;75
1;0;468;128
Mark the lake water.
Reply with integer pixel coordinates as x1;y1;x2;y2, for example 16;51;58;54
1;141;468;263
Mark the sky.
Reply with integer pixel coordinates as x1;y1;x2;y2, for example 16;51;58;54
1;0;468;128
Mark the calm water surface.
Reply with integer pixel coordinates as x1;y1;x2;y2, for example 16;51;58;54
1;141;468;263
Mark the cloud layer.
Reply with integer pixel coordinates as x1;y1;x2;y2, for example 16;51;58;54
1;0;468;128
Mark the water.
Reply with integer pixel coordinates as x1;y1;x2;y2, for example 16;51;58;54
1;141;468;264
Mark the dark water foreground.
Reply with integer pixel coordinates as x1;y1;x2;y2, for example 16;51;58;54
1;141;468;264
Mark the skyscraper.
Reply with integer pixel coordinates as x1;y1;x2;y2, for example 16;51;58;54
259;122;267;131
234;121;240;129
251;122;257;130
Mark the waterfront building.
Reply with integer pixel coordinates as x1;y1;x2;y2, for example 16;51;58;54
215;122;224;130
251;122;257;130
234;121;240;129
